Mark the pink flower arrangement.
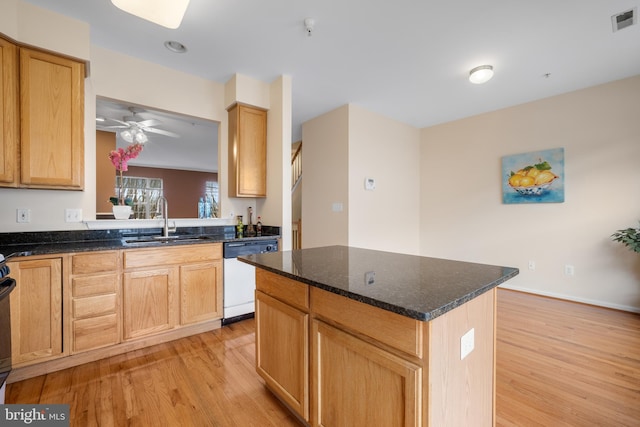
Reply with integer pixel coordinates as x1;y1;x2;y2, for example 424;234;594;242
109;143;143;205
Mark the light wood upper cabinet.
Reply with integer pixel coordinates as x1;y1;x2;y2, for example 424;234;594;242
19;47;84;189
8;257;63;366
0;37;18;186
228;103;267;197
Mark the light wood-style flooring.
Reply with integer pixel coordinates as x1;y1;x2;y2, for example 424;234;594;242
7;289;640;426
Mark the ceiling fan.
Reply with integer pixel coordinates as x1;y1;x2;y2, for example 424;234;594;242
101;107;179;144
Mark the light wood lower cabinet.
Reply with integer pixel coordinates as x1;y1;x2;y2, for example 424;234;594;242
123;267;177;340
311;320;422;427
9;243;224;383
255;269;497;427
180;261;223;324
256;290;309;420
8;257;63;366
255;268;310;421
123;243;223;341
70;251;120;353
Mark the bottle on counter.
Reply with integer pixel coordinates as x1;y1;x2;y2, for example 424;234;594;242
246;207;256;237
256;216;262;236
204;194;212;218
198;197;205;219
236;215;244;238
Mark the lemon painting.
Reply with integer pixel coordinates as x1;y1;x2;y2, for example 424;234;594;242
502;148;564;204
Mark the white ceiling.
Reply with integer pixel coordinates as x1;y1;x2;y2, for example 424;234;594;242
24;0;640;144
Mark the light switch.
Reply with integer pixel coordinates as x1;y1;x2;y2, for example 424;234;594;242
460;328;475;360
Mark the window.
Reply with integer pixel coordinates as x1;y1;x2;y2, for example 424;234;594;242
116;176;163;219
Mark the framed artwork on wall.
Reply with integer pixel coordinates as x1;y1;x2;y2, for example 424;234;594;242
502;148;565;204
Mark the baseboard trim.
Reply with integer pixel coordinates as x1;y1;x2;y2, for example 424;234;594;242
498;284;640;314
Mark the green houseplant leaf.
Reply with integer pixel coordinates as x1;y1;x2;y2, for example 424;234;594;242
611;222;640;253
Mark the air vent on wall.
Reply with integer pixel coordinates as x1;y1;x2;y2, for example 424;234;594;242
612;8;636;32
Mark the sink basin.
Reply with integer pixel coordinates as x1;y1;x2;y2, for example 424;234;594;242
123;235;210;244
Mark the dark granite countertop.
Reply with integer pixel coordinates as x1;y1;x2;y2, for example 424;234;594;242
239;245;519;322
0;226;280;259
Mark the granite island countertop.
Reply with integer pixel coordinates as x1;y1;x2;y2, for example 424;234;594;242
239;245;519;321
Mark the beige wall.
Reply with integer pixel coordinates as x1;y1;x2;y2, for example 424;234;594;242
0;1;290;232
420;75;640;311
348;105;421;254
302;105;421;253
302;106;350;247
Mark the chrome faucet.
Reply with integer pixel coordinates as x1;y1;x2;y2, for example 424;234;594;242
158;196;171;238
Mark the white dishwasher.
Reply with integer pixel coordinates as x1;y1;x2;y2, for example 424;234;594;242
222;239;278;324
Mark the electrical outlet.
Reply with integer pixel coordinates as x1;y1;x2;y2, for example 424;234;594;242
364;271;376;285
460;328;475;360
16;208;31;223
528;260;535;270
65;208;83;223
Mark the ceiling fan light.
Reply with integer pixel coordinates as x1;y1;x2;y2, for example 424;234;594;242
469;65;494;84
111;0;190;29
135;131;148;144
120;129;133;143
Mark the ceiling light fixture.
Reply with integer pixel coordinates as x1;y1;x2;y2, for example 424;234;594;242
111;0;190;29
469;65;494;84
164;40;187;53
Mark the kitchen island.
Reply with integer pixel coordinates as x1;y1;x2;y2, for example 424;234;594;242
239;245;519;427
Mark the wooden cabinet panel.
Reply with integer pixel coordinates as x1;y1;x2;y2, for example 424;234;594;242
256;290;309;421
256;268;309;310
311;319;422;427
72;313;118;353
9;258;63;365
71;251;119;275
228;103;267;197
72;274;118;298
180;261;223;325
0;36;18;186
19;47;84;189
123;268;177;340
72;293;117;318
124;244;221;269
311;287;423;358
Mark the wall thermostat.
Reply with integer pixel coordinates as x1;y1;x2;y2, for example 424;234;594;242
365;177;376;190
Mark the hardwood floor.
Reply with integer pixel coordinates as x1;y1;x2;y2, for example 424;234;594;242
7;289;640;426
496;289;640;427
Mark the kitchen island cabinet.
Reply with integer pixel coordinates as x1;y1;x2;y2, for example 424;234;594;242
242;246;519;427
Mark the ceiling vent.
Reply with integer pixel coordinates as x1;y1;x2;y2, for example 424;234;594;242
612;8;636;32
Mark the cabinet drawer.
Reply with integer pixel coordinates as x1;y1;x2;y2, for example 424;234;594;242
72;313;119;353
72;274;118;297
73;294;117;318
256;269;309;311
311;287;423;359
124;243;222;269
72;251;119;274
